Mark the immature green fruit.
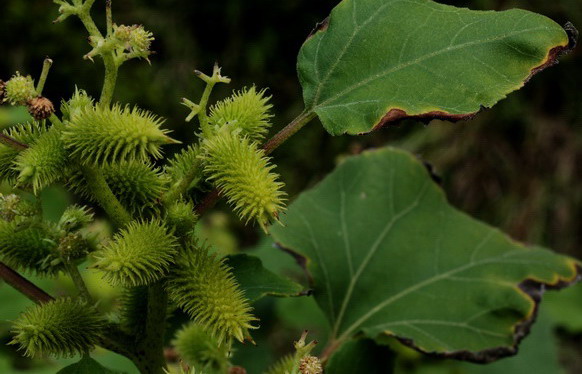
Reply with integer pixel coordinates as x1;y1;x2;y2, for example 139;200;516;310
0;122;47;182
60;88;94;122
15;126;69;193
11;298;104;358
167;242;257;345
173;322;230;373
0;220;63;275
93;220;179;287
165;144;202;190
265;355;295;374
68;161;169;215
62;103;178;165
201;130;286;232
166;200;198;237
209;86;273;142
4;72;36;105
27;97;55;120
58;205;94;232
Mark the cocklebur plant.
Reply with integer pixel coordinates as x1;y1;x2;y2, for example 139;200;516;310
0;0;580;374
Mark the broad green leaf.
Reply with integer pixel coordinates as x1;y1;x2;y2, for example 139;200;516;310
56;356;124;374
270;147;579;362
327;339;395;374
298;0;572;135
227;254;304;302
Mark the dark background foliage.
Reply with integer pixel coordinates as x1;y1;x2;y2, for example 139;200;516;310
0;0;581;373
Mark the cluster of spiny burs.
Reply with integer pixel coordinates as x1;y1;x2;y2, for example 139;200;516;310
0;1;292;373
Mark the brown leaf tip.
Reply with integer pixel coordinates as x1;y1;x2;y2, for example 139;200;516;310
372;108;478;132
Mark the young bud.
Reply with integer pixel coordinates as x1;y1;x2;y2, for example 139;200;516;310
62;103;178;165
27;97;55;120
166;200;199;237
167;242;257;345
58;205;94;232
92;220;179;287
201;130;286;232
4;73;37;105
58;232;90;261
114;24;155;60
11;298;104;357
209;86;273;142
60;88;94;122
173;322;230;372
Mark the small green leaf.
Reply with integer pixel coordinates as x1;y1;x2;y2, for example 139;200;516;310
327;339;395;374
227;254;304;302
270;147;579;362
298;0;572;135
57;356;125;374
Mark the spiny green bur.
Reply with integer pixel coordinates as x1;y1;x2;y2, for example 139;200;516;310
11;298;104;358
92;220;179;287
62;104;179;165
167;242;257;345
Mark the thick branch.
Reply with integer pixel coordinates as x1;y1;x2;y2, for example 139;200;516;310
0;261;53;304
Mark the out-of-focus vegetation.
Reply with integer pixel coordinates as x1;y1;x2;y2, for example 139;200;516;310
1;0;581;373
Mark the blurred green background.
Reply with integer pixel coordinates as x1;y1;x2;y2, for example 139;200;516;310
1;0;582;373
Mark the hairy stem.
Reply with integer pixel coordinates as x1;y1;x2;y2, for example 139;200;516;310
36;58;53;95
0;261;54;304
64;260;93;302
262;111;317;155
80;165;132;228
100;56;118;107
135;282;168;374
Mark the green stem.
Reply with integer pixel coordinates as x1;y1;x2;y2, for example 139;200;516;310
105;0;113;36
36;58;53;95
77;2;102;39
64;260;92;302
80;165;132;228
99;56;119;107
196;78;216;137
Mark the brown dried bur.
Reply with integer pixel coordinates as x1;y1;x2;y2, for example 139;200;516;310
27;96;55;120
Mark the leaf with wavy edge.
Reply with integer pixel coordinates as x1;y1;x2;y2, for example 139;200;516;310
298;0;575;135
269;147;580;362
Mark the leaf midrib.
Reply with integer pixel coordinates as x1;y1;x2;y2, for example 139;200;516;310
310;25;553;114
